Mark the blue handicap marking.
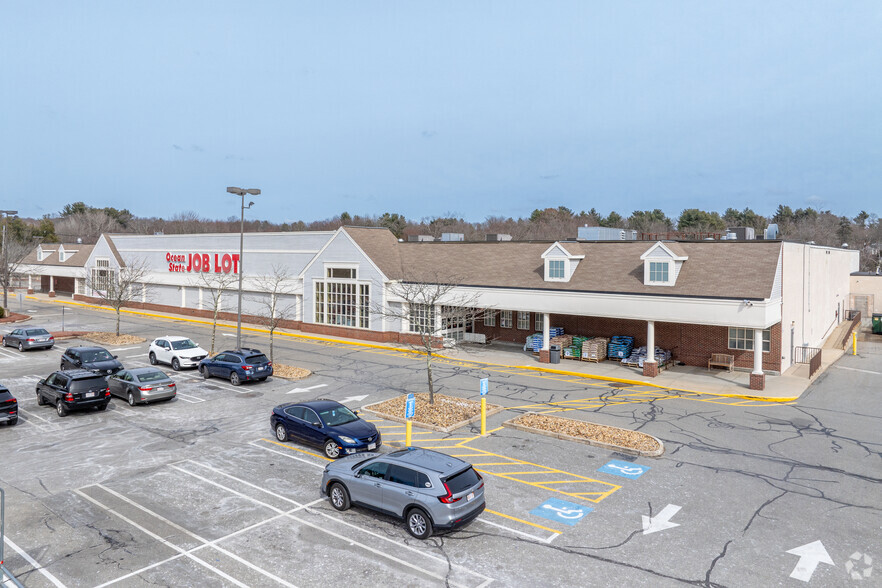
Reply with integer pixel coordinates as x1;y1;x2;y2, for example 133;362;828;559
405;394;415;419
529;498;592;526
480;378;489;396
597;459;650;479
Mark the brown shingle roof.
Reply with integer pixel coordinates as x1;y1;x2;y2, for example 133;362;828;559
345;228;782;300
19;243;95;268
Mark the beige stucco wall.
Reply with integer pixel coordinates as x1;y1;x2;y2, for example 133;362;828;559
780;243;859;370
850;274;882;317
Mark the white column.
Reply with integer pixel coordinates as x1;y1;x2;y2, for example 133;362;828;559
752;328;764;375
542;312;550;350
181;286;186;307
645;320;656;364
28;274;32;289
198;287;204;310
49;275;54;293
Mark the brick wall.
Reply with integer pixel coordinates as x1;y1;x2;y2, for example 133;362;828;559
474;310;782;372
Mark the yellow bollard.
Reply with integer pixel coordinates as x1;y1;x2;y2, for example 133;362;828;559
853;331;857;356
405;419;412;447
481;397;486;436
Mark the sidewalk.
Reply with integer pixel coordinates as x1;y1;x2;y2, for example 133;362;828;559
20;292;836;402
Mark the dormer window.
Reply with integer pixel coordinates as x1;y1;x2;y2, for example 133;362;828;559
640;241;687;287
541;243;584;282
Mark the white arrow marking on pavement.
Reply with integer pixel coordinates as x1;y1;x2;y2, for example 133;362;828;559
340;395;368;404
286;384;328;394
786;540;834;582
641;504;681;535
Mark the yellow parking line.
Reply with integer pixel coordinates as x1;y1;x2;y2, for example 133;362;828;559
482;470;553;476
469;462;518;466
380;431;434;436
259;438;332;462
484;509;560;535
376;425;405;429
449;454;489;458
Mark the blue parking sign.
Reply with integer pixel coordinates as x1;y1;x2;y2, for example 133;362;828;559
480;378;489;396
530;498;592;526
405;394;415;419
597;460;649;479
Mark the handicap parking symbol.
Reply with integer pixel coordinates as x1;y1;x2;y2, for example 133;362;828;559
597;459;649;479
529;498;592;526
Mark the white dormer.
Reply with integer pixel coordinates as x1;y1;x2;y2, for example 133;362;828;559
541;243;585;282
640;242;688;286
57;244;78;263
37;245;57;262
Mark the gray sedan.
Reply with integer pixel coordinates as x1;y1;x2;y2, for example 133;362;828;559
108;368;177;406
3;327;54;351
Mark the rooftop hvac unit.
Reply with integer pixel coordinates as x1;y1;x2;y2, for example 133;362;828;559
726;227;755;240
577;226;637;241
485;233;512;241
764;224;779;239
441;233;464;242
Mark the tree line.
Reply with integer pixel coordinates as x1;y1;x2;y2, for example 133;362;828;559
8;202;882;272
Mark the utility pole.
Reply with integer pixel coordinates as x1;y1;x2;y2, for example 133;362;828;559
0;210;19;314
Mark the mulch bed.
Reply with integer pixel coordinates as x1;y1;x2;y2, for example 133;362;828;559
52;331;91;340
504;412;664;457
272;364;312;380
363;393;504;433
0;313;31;323
81;332;147;345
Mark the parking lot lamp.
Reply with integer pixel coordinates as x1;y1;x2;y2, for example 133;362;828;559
226;188;260;350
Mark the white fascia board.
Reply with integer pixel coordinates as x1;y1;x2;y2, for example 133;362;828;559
17;264;84;278
447;286;781;329
541;242;585;260
137;271;305;295
640;241;688;261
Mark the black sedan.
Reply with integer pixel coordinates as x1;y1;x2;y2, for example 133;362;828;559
108;368;177;406
0;385;17;426
3;327;54;351
61;346;124;375
271;399;381;459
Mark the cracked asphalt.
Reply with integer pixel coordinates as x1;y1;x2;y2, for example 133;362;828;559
0;299;879;587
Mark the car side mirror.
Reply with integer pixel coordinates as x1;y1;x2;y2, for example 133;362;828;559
38;379;45;385
312;422;321;428
113;355;118;359
354;472;362;478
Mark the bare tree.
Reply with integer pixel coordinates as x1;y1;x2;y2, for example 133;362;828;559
1;237;34;314
83;257;152;336
373;272;486;404
249;265;297;363
193;271;238;354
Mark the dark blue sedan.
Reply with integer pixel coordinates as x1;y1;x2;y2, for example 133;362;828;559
198;348;272;385
271;400;381;459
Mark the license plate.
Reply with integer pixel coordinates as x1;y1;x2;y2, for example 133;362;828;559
39;337;48;342
155;387;163;392
257;366;264;371
368;442;376;450
467;492;474;501
85;392;96;398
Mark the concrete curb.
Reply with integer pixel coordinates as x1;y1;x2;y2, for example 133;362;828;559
502;411;665;458
362;399;505;433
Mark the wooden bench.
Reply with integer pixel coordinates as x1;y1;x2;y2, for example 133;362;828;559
707;353;734;372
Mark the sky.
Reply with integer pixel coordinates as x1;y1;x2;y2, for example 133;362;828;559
3;2;880;224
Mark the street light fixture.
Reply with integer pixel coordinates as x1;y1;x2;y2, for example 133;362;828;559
0;210;18;313
226;187;260;349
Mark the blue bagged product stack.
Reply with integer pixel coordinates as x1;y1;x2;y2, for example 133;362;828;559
607;336;634;360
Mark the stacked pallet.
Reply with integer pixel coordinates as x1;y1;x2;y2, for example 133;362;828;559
563;335;592;359
607;336;634;361
525;333;543;353
623;346;672;368
581;337;609;362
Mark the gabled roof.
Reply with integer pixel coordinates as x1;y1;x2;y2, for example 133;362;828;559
353;232;782;300
20;243;96;267
640;241;688;261
100;234;126;267
541;242;584;260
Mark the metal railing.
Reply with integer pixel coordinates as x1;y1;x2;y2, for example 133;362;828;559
840;310;862;349
794;346;822;378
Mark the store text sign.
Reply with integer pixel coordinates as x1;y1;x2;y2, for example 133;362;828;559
166;252;240;274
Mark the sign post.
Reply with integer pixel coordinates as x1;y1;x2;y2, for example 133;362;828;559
480;378;489;435
853;331;857;355
405;393;415;447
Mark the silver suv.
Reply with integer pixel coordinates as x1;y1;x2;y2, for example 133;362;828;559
320;448;485;539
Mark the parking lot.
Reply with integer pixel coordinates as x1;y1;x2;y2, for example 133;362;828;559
1;299;880;586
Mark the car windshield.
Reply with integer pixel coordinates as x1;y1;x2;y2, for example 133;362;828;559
318;406;358;426
83;350;113;362
70;379;107;392
245;354;269;364
137;371;168;383
171;339;198;350
26;329;49;336
444;467;481;494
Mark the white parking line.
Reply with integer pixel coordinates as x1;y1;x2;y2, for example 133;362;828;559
123;354;144;359
175;392;204;403
2;536;67;588
109;346;141;352
249;441;326;469
833;365;882;376
475;517;560;543
73;489;251;588
17;407;53;424
176;460;493;587
0;348;19;360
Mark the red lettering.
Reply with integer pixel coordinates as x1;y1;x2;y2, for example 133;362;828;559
202;254;209;273
221;254;232;273
193;253;203;272
166;252;172;262
232;254;240;274
214;254;221;273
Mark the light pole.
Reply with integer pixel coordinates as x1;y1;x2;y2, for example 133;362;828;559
0;210;19;314
226;187;260;350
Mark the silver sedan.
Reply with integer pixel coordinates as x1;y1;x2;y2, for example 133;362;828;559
108;368;177;406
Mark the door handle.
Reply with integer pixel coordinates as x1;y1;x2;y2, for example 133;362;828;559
405;491;415;497
374;483;382;487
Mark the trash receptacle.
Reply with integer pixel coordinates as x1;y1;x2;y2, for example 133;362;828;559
873;313;882;335
549;344;561;364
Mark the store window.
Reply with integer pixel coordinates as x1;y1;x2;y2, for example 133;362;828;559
314;266;369;328
535;313;544;331
91;258;114;293
409;304;435;333
648;261;669;283
484;310;496;327
548;259;565;279
517;312;530;330
501;310;513;329
728;327;771;352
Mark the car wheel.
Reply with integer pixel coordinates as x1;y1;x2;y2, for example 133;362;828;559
329;483;350;511
171;357;181;371
149;352;157;365
8;417;17;426
230;372;241;386
275;424;288;442
258;377;267;382
128;392;136;406
96;403;107;411
406;508;433;539
37;391;47;406
201;365;210;379
56;402;67;417
18;342;24;352
1;337;5;347
323;439;341;459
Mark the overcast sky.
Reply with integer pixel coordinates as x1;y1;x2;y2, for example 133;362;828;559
3;2;880;223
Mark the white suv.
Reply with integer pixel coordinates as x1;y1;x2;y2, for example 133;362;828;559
148;336;208;371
